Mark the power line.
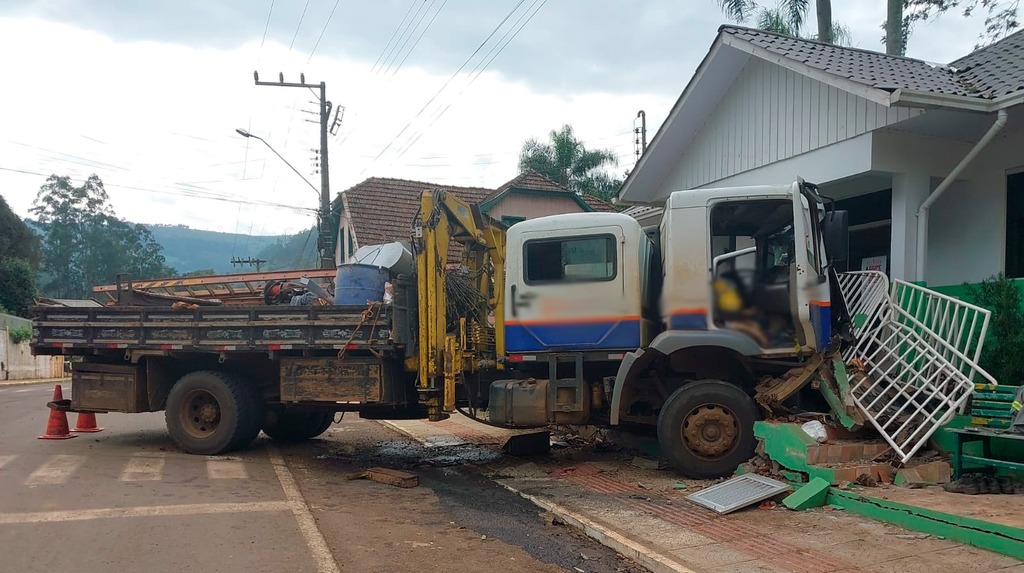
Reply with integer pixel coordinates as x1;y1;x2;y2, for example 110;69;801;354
380;0;432;75
391;0;548;161
259;0;276;52
0;166;318;214
359;0;528;176
307;0;343;63
371;1;419;73
389;0;448;77
287;0;311;52
382;0;443;76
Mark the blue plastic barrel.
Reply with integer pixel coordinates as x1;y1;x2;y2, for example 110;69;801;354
334;264;389;305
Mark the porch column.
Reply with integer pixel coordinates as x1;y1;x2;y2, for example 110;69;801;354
889;173;931;282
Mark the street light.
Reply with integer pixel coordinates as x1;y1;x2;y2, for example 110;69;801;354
235;128;319;196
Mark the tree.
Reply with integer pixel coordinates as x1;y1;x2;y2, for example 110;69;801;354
31;174;175;299
715;0;851;44
0;194;40;267
885;0;905;55
0;258;37;316
896;0;1020;52
518;125;622;201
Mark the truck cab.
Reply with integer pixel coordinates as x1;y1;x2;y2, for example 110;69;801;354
492;179;846;478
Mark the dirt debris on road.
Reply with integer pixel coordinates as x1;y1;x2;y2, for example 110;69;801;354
283;416;649;573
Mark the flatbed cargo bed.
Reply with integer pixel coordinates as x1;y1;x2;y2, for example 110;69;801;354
31;304;403;354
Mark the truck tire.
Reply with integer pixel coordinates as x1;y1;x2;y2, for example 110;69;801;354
657;379;758;479
262;411;334;442
165;370;258;455
231;380;265;450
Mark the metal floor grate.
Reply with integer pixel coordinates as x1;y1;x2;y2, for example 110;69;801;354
687;474;790;514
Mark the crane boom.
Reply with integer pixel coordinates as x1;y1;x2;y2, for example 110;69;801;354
413;189;506;421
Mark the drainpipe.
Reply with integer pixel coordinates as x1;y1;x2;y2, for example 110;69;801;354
915;109;1008;282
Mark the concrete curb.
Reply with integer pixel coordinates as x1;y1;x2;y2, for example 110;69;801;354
497;482;696;573
0;377;69;388
375;419;695;573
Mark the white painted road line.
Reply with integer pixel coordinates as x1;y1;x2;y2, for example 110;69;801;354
120;455;165;482
24;455;86;486
268;444;340;573
0;501;292;525
0;455;16;470
207;459;248;479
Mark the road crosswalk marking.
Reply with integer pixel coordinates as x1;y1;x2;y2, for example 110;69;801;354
6;453;254;485
24;454;86;486
120;455;165;481
206;459;248;479
0;455;16;470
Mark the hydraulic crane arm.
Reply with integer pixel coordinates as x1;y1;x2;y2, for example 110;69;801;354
413;189;506;421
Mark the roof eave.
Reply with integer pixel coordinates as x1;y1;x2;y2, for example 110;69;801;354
888;88;995;113
720;33;895;108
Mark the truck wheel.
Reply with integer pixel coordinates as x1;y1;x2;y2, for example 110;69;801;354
657;379;758;479
231;381;265;450
165;371;258;455
261;411;334;442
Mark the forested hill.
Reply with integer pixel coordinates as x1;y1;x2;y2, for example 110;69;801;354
146;224;320;275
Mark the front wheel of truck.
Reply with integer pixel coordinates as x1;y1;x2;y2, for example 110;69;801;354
261;411;334;442
657;379;759;479
165;370;259;455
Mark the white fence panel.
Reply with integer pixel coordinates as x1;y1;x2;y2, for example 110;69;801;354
837;272;996;462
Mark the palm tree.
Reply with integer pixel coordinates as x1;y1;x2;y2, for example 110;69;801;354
716;0;850;44
518;125;620;199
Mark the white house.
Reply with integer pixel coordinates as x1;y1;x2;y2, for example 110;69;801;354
619;26;1024;292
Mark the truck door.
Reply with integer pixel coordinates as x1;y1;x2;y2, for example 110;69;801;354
790;182;831;350
506;224;638;352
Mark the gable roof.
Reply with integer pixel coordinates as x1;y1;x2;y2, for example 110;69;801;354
337;177;491;246
483;169;619;212
618;25;1024;204
722;27;968;96
951;30;1024;99
721;25;1024;103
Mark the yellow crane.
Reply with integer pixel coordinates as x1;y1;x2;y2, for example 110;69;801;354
412;189;506;421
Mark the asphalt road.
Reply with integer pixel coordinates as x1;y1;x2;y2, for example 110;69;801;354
0;382;642;573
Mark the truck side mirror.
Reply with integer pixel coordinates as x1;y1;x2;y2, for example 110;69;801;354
823;210;849;270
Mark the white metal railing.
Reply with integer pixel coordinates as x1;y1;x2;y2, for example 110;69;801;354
836;272;996;462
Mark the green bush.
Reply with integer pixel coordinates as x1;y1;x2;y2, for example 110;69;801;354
964;273;1024;385
8;326;32;344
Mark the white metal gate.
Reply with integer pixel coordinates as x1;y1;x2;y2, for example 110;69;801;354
837;272;995;462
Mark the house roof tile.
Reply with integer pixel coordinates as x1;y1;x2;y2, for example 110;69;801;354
580;194;618;212
338;177;491;246
951;30;1024;98
722;25;1024;100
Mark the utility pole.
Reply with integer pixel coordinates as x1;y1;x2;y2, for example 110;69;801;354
634;110;647;162
254;71;334;269
231;256;267;272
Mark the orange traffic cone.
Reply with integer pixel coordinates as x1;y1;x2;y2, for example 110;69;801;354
38;385;77;440
72;412;103;433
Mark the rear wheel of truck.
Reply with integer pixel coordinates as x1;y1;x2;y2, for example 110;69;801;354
165;370;259;455
261;411;334;442
657;379;758;479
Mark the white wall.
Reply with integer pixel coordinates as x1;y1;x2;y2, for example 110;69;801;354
0;330;64;381
926;126;1024;286
662;58;920;193
695;134;874;190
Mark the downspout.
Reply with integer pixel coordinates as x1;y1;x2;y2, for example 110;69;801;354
915;109;1008;282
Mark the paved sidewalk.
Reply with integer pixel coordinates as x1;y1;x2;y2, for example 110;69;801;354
382;415;1024;573
0;376;69;387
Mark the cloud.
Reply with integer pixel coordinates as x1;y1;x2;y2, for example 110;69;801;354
0;2;998;240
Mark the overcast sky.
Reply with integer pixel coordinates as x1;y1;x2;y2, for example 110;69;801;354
0;0;995;242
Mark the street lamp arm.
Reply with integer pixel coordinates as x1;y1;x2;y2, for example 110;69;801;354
235;129;320;196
